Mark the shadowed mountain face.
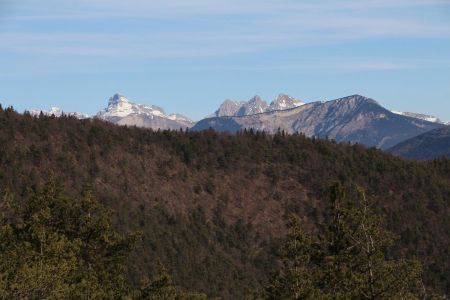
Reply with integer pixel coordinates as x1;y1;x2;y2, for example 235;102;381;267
388;126;450;160
193;95;442;149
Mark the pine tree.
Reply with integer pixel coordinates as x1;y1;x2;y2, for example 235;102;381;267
0;182;210;299
0;181;136;299
318;184;424;299
260;216;324;300
259;183;426;300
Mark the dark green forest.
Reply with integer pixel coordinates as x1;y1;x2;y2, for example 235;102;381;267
0;106;449;298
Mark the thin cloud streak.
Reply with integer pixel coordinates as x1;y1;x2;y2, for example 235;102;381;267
5;0;450;20
2;0;449;60
1;57;449;78
188;59;450;72
2;13;450;59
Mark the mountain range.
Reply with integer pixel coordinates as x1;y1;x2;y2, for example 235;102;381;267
195;94;444;149
28;93;447;152
213;94;305;117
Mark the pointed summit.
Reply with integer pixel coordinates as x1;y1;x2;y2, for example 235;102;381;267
108;94;129;107
211;94;307;118
236;95;268;116
339;94;378;105
96;93;195;129
215;99;245;117
268;93;305;111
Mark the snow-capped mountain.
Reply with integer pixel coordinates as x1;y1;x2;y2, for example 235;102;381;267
97;94;166;121
268;94;305;111
29;107;89;119
96;94;194;129
391;111;444;124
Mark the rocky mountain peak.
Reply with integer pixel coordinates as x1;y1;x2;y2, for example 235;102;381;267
348;94;377;104
97;94;195;129
328;95;379;110
215;99;245;117
269;93;305;111
212;93;310;118
108;93;129;107
236;95;268;116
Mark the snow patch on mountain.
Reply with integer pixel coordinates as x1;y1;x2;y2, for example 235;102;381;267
167;113;194;123
268;94;305;111
98;94;169;120
29;107;89;119
391;110;443;124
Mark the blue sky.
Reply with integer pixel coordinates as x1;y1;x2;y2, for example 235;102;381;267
0;0;449;121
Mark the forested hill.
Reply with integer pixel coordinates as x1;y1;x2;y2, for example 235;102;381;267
389;125;450;160
0;107;449;298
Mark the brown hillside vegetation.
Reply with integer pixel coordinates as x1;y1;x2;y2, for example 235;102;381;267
0;106;449;298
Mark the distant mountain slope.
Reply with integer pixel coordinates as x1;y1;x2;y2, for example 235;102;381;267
388;126;450;160
194;95;442;149
97;94;194;129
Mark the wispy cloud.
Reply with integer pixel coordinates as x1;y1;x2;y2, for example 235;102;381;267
6;0;450;20
2;14;449;60
1;0;449;68
186;57;450;72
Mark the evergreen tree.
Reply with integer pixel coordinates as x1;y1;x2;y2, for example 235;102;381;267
0;182;210;299
318;184;424;299
260;183;426;300
260;217;324;300
0;182;135;299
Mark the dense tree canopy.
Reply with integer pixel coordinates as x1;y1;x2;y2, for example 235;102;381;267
0;107;448;298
